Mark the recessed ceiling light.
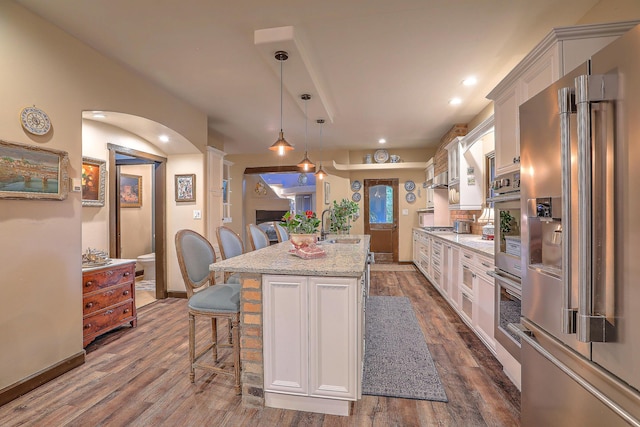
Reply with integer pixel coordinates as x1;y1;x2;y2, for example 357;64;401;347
449;98;462;105
462;76;477;86
159;135;169;143
378;138;386;144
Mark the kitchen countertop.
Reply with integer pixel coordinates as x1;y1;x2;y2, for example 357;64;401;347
210;235;370;278
414;228;494;257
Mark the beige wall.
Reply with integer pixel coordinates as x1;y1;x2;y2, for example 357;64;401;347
578;0;640;24
0;2;207;390
120;164;154;266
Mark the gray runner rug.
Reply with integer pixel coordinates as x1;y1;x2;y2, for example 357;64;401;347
362;296;448;402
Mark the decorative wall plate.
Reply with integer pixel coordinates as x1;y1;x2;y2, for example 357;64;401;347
352;192;361;202
404;180;416;192
351;180;362;192
20;106;51;135
406;192;416;203
374;149;389;163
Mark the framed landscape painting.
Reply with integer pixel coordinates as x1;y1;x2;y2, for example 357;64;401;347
0;139;69;200
120;174;141;208
81;157;106;207
175;173;195;202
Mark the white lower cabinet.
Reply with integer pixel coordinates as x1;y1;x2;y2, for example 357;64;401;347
412;230;497;357
262;274;363;416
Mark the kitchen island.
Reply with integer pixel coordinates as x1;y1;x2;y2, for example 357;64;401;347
209;235;370;416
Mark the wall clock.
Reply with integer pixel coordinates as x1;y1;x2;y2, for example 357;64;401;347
20;106;51;135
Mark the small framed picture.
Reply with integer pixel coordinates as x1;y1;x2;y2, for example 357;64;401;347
324;181;331;205
81;157;106;207
175;173;195;202
120;174;142;208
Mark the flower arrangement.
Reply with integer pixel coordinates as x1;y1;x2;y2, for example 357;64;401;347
281;210;321;235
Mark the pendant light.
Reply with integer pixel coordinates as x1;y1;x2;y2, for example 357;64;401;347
269;51;294;156
297;94;315;171
314;119;328;180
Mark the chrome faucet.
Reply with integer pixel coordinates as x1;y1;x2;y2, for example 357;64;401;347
320;208;332;240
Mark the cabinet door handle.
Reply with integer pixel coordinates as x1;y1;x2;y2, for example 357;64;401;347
464;254;472;259
481;262;491;268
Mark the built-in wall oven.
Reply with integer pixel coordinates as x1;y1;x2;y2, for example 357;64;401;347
487;171;522;361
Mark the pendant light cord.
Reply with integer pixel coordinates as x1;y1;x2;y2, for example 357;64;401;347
280;58;283;132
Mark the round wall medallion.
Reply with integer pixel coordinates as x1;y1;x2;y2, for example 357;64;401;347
404;180;416;192
352;192;361;202
406;192;416;203
351;180;362;191
20;106;51;135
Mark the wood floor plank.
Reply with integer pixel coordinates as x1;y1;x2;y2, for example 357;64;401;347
0;267;520;426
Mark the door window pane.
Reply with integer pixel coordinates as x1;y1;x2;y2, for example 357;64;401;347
369;185;393;224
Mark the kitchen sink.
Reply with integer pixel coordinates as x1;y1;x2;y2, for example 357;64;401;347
322;238;361;244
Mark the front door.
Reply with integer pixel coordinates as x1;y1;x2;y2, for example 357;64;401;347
364;179;398;263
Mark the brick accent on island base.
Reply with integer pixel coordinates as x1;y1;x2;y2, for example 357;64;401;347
238;273;265;407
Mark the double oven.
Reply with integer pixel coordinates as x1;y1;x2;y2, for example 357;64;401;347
487;171;522;361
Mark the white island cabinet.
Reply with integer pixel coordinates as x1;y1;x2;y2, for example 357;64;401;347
210;235;370;416
263;274;363;413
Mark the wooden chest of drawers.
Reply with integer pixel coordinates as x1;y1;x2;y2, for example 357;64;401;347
82;260;137;347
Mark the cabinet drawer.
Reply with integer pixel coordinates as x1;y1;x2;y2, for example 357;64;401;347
83;301;134;337
83;283;133;315
83;263;134;293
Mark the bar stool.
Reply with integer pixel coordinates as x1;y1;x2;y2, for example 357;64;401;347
175;229;241;394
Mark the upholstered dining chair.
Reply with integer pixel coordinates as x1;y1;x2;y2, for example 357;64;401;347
215;226;245;283
175;229;241;394
246;223;270;251
274;222;289;242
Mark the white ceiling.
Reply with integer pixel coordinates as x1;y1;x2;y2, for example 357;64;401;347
18;0;601;155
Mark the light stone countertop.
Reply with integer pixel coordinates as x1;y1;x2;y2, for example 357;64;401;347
414;228;494;257
210;235;370;278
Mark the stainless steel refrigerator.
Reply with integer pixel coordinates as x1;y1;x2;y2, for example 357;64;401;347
517;24;640;426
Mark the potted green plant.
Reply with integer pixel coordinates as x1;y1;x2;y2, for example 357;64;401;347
329;199;359;234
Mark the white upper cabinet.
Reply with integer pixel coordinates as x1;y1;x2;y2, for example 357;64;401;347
425;158;435;209
445;116;494;211
488;21;639;176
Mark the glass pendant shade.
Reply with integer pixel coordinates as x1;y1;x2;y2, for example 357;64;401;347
297;152;315;171
269;131;294;156
315;163;328;180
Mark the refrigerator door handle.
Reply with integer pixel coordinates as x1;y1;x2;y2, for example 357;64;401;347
512;322;640;427
558;86;577;335
575;74;617;343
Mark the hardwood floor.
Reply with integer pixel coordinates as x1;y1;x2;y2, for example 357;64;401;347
0;268;520;426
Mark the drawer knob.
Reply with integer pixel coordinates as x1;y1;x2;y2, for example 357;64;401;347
85;302;94;309
84;324;91;329
124;308;130;314
85;281;93;287
123;272;130;277
123;290;130;296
